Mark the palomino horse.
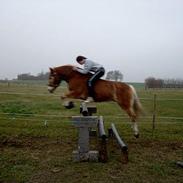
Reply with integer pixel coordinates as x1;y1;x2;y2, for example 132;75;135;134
48;65;143;138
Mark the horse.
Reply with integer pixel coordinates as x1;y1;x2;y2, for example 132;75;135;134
48;65;143;138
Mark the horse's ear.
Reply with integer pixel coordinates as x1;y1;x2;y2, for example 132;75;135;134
49;67;53;73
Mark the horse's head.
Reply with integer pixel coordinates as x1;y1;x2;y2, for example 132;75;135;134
48;65;75;93
48;67;61;93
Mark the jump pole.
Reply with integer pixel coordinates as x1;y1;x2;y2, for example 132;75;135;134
109;123;128;163
176;161;183;168
98;116;108;163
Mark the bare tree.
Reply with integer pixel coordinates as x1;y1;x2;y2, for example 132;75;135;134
106;70;123;81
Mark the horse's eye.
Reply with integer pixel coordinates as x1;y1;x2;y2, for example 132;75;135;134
53;72;57;76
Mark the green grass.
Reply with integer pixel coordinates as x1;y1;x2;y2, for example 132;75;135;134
0;82;183;183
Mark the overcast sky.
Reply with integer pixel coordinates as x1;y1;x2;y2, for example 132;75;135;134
0;0;183;82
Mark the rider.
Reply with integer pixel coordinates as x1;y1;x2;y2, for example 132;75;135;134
73;55;105;102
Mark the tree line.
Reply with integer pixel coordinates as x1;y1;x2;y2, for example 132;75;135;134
5;72;183;89
17;72;49;80
145;77;183;89
17;70;123;81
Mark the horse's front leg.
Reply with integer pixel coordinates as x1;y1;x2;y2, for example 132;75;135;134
61;91;81;109
61;90;81;100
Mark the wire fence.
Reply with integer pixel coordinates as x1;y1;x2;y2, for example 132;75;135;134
0;112;183;121
1;91;183;101
0;91;183;126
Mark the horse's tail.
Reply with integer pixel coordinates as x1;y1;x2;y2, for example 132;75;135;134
129;85;143;118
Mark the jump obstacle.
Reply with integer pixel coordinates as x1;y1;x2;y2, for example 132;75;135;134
176;161;183;168
109;123;128;163
72;102;128;163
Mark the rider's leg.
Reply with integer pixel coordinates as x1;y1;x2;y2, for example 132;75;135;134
85;67;105;102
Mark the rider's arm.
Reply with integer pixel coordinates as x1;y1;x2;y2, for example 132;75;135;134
76;60;93;74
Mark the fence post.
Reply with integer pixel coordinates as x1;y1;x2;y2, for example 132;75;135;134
152;94;157;135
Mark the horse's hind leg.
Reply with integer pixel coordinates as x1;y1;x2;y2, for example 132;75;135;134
126;108;139;138
117;100;139;138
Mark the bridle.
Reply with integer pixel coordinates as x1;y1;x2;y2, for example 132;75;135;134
49;72;61;88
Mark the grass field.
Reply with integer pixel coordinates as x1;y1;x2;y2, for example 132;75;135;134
0;82;183;183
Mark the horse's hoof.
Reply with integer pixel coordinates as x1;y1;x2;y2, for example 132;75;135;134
63;101;75;109
60;95;65;100
134;134;140;138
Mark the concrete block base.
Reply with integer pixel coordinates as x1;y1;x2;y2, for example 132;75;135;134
73;150;99;162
